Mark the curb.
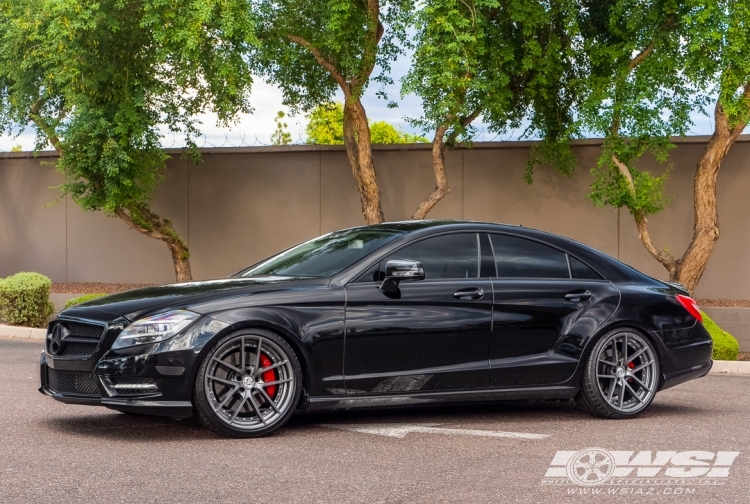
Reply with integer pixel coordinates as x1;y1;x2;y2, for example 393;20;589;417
0;324;46;340
709;360;750;375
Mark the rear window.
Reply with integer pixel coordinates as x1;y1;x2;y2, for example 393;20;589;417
569;256;602;280
490;234;569;279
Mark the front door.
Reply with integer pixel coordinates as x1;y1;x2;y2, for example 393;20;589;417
344;232;493;395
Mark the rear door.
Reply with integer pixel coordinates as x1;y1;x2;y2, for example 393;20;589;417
344;232;493;395
487;233;619;387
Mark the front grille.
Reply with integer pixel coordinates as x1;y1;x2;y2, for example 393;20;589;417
57;342;99;357
65;322;106;340
48;369;100;396
46;320;106;358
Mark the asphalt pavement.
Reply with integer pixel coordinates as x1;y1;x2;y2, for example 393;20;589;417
1;337;748;503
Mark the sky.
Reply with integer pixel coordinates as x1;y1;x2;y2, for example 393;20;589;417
0;51;727;152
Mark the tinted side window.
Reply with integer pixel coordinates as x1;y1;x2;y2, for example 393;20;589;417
490;234;569;279
569;256;603;279
386;233;479;279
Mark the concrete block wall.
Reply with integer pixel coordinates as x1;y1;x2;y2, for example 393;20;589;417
1;137;750;302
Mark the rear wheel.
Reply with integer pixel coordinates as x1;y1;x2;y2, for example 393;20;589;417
194;329;301;437
576;329;659;419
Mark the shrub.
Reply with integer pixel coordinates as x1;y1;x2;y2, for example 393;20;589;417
64;293;108;310
701;311;739;361
0;272;55;328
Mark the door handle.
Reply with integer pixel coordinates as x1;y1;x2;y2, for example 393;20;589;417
565;290;592;302
454;288;484;300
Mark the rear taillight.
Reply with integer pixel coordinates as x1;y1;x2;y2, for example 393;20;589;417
675;294;703;323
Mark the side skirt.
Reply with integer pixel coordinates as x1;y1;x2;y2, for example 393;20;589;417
305;385;578;411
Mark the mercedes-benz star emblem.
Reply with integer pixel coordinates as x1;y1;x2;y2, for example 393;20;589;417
47;324;66;355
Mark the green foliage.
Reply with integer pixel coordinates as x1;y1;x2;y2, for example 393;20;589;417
253;0;413;110
589;164;671;216
0;0;256;215
701;311;739;361
0;272;55;328
569;1;704;216
683;0;750;128
306;103;344;144
63;293;108;310
370;122;428;144
587;137;673;216
528;0;750;220
526;141;578;184
10;144;21;152
403;0;582;156
305;103;427;144
271;111;293;145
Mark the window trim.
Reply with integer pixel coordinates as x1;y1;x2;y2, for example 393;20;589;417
487;232;605;281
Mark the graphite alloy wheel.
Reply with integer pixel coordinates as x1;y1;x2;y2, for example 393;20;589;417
576;329;659;419
194;329;301;437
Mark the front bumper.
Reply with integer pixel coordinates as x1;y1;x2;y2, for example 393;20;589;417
39;315;229;418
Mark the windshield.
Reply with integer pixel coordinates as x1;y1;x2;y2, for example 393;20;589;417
240;228;404;278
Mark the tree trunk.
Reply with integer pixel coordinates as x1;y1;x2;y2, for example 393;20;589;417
412;124;451;220
30;109;192;282
621;94;748;295
343;99;384;224
114;204;193;282
672;98;748;294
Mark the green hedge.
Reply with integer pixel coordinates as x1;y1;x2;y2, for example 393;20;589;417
701;310;739;361
64;293;107;310
0;272;55;328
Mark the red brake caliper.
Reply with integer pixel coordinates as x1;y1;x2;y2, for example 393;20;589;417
259;353;278;399
627;361;635;382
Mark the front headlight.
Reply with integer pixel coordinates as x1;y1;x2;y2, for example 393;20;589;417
112;310;200;349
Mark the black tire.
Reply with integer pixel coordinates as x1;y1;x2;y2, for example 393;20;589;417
194;329;302;438
576;328;660;419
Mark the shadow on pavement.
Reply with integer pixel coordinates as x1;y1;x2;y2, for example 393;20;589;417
285;399;584;429
42;397;710;441
45;412;216;442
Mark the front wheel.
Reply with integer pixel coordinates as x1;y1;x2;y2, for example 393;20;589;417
194;329;301;437
576;329;659;419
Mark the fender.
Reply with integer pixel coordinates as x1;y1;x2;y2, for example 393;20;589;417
196;290;347;397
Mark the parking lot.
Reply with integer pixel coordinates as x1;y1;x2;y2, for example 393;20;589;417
1;337;747;503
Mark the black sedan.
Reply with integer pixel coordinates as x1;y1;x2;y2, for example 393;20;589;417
40;221;713;437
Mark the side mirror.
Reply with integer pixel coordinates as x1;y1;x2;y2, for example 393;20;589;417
379;259;425;293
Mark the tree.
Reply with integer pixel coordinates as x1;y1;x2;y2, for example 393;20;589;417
403;0;580;219
0;0;254;281
271;111;293;145
254;0;413;224
370;121;428;144
305;102;427;144
557;0;750;294
306;103;345;144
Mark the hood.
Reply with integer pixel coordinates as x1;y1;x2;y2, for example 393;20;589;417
60;276;329;322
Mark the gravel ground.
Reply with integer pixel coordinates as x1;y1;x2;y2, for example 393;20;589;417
50;283;155;294
1;337;748;503
696;299;750;308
